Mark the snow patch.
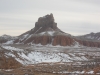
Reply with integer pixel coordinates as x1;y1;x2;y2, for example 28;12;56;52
5;53;16;57
39;31;55;36
4;69;13;71
73;41;81;48
19;34;29;41
3;40;14;44
2;46;24;51
34;27;42;34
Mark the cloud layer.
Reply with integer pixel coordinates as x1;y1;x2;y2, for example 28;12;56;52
0;0;100;36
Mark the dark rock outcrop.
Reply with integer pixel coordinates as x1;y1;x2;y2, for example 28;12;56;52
29;13;60;34
35;13;57;30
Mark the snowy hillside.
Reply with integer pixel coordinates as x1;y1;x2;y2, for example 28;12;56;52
77;32;100;42
1;44;100;65
0;34;18;44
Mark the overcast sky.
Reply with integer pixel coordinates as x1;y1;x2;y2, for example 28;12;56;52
0;0;100;36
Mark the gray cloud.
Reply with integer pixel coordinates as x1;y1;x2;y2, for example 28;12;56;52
0;0;100;36
0;0;100;13
57;22;100;35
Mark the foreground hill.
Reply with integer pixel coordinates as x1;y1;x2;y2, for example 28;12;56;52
0;44;100;74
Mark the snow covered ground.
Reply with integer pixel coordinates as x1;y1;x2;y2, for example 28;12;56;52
2;45;24;51
53;70;94;74
1;44;100;65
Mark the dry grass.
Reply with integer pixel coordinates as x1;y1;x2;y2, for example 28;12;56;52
0;63;100;75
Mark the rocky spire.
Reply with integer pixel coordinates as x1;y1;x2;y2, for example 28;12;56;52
35;13;57;30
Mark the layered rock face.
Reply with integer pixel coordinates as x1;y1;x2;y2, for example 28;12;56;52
76;40;100;47
52;35;74;46
22;35;74;46
14;13;100;47
15;13;73;46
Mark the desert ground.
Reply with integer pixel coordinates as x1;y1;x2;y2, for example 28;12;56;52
0;44;100;75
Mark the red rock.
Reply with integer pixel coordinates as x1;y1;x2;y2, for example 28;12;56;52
0;56;21;69
52;35;74;46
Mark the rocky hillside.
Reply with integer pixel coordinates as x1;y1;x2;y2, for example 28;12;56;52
0;44;100;70
0;34;18;44
0;45;22;69
14;13;73;46
77;32;100;41
74;32;100;47
13;13;100;47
